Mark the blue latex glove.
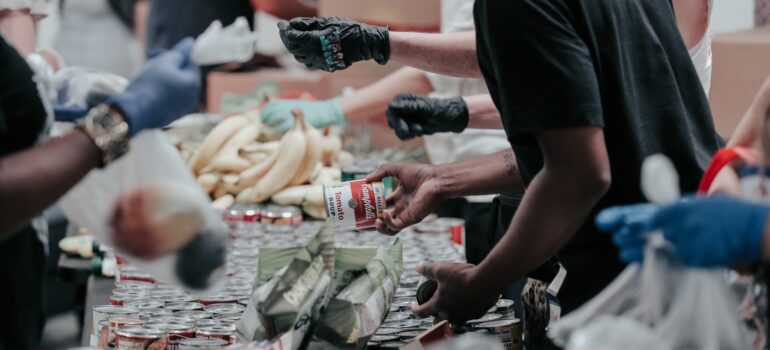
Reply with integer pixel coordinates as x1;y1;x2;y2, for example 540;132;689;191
109;38;201;136
597;196;770;267
595;203;657;263
54;106;89;122
260;98;345;135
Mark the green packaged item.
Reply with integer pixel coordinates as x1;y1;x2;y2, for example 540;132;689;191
237;225;335;349
310;239;403;349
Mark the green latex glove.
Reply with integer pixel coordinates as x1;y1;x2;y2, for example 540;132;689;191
260;98;346;135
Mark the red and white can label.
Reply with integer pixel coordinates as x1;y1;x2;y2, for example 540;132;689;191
324;180;385;231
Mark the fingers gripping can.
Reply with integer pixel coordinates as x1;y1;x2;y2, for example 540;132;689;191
323;180;385;230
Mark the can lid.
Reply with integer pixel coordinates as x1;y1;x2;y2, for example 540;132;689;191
93;305;138;314
175;338;229;346
466;313;503;324
115;326;166;338
370;334;400;343
474;318;520;328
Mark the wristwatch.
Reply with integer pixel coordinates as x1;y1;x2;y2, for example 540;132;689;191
76;104;130;167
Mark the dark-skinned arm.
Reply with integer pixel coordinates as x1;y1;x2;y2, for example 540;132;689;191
475;127;611;290
436;149;524;197
0;129;100;239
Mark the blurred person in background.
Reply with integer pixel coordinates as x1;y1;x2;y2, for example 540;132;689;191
0;0;45;54
53;0;144;78
0;36;200;349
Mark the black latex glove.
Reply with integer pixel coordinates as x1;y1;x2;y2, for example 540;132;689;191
386;93;470;140
277;17;390;72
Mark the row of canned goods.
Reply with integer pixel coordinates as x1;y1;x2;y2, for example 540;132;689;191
224;204;302;226
90;266;253;349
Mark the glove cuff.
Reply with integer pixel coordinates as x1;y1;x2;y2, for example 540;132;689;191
328;97;348;127
107;93;142;137
374;27;390;65
446;96;470;134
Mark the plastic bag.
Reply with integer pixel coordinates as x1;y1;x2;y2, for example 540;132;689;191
237;225;336;349
191;17;259;66
59;131;226;293
52;66;129;109
550;236;751;349
309;239;403;349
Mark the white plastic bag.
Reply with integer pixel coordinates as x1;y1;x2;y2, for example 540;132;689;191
550;237;751;349
59;131;226;293
191;17;259;66
52;66;129;108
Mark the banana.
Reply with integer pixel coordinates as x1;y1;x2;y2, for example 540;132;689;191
237;151;278;187
302;202;327;219
197;173;220;194
311;166;342;185
335;150;356;168
235;188;253;204
201;154;252;173
244;109;307;203
213;124;261;159
303;184;325;207
189;115;249;174
271;185;312;206
211;194;235;210
288;117;323;185
212;180;229;199
320;135;342;165
242;151;269;164
222;174;243;194
241;141;280;154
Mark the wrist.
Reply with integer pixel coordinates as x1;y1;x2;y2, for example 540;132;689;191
327;97;347;126
76;104;130;167
433;163;462;199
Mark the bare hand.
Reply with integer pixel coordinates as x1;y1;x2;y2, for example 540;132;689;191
367;163;444;235
411;263;500;323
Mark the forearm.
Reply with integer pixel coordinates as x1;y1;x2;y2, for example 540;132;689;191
729;80;770;148
340;67;433;121
0;130;100;238
476;165;609;290
436;149;524;197
388;31;481;78
0;9;36;55
465;94;503;129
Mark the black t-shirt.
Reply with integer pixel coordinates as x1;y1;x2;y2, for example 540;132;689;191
474;0;722;312
0;36;47;155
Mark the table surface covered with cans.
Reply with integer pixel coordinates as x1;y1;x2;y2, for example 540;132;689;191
79;216;521;350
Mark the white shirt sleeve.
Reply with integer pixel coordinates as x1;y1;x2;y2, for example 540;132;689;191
0;0;47;18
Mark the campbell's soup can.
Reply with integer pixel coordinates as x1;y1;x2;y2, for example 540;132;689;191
323;180;386;231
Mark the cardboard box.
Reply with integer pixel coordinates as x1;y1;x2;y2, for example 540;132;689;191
318;0;441;33
710;25;770;138
206;68;331;113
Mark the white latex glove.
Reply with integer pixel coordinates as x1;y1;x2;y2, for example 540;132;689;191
191;17;259;66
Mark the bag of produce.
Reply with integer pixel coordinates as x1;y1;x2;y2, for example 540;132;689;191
309;239;403;349
237;224;335;349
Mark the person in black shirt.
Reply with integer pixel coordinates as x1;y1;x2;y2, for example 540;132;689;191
0;37;200;349
276;0;722;323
